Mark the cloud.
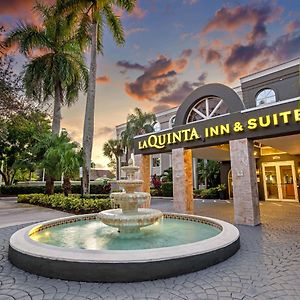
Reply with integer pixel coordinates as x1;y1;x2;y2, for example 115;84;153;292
95;126;114;137
154;72;207;109
183;0;198;4
198;3;300;82
123;50;192;101
96;76;110;84
0;0;53;27
200;48;222;64
131;1;147;19
116;60;145;72
201;4;283;36
125;27;149;37
285;20;300;33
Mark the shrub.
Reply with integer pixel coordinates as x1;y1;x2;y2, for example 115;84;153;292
200;187;219;199
150;188;162;197
17;194;112;214
0;182;111;195
193;189;202;198
161;182;173;197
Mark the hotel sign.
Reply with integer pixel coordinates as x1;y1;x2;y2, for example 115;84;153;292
134;102;300;155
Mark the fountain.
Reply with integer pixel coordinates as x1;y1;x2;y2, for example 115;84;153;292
8;160;240;282
99;158;163;233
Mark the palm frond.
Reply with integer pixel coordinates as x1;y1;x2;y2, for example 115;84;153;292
103;5;125;46
114;0;136;12
7;23;52;55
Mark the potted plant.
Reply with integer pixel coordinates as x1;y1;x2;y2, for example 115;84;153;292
216;184;226;200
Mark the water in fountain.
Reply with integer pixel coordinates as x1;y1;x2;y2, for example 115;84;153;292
98;159;163;233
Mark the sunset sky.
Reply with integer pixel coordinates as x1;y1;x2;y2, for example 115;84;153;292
1;0;300;167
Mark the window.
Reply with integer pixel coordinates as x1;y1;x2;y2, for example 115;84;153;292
153;121;161;132
169;115;176;128
256;89;276;106
152;157;161;167
186;96;228;123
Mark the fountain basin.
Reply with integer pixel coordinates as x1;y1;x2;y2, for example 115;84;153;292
99;208;163;233
9;213;240;282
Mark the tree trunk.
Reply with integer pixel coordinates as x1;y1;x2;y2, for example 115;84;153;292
62;175;71;197
52;81;63;135
0;169;9;186
82;21;98;195
115;155;120;180
45;176;55;195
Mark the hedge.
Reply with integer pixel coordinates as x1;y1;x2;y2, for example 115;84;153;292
161;182;173;197
193;187;219;199
0;183;111;195
17;194;112;214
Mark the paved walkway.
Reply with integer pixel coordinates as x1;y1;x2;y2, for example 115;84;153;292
0;197;70;228
0;197;300;299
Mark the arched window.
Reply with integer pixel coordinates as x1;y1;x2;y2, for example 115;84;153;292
256;89;276;106
169;115;176;128
153;121;161;132
186;96;228;123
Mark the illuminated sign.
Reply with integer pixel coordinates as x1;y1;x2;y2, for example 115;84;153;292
138;128;201;150
138;109;300;151
205;109;300;138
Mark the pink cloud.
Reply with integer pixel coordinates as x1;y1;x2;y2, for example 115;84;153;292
285;20;300;33
122;50;192;101
96;76;110;84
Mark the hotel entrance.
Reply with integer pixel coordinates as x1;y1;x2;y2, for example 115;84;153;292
262;161;299;202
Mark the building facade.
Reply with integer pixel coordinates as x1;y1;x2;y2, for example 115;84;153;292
117;58;300;224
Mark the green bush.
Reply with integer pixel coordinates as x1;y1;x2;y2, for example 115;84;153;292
17;194;112;214
161;182;173;197
200;187;219;199
150;188;162;197
1;182;111;195
193;189;202;197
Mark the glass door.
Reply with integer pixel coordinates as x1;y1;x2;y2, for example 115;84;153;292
262;161;298;202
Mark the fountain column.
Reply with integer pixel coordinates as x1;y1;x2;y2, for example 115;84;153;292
172;148;193;214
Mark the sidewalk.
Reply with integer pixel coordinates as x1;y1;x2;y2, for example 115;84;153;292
0;196;71;228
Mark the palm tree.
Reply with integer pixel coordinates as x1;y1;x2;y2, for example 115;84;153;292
34;130;81;195
6;1;88;135
121;107;156;162
60;0;136;194
103;139;124;179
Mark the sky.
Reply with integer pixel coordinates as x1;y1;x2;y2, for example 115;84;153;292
1;0;300;168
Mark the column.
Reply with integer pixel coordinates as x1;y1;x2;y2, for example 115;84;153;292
172;148;194;214
134;154;151;207
229;138;260;226
192;157;198;189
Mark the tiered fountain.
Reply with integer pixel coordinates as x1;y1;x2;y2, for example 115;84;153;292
9;160;240;282
99;159;163;233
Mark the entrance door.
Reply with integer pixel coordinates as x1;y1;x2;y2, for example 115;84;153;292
262;161;299;202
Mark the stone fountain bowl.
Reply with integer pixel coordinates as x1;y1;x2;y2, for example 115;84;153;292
110;191;150;206
98;208;163;233
115;180;143;193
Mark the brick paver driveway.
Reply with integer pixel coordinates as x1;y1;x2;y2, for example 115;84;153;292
0;198;299;300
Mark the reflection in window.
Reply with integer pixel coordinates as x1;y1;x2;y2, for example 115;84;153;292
169;115;176;128
186;96;228;123
152;157;160;167
153;122;161;132
256;89;276;106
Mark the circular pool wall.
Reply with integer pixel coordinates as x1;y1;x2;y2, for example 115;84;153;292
9;213;240;282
